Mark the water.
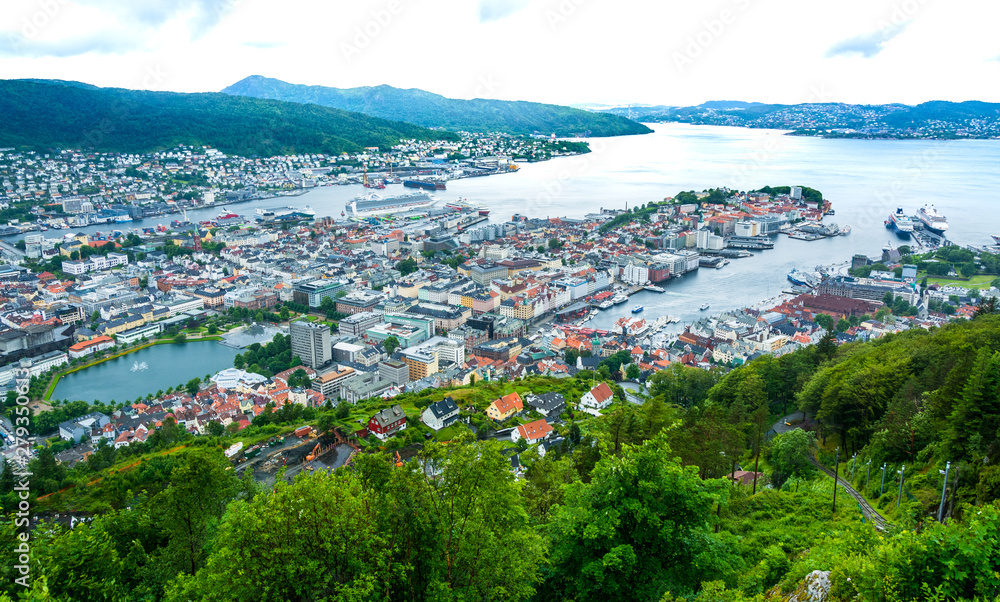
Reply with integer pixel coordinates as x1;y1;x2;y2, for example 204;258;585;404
41;124;1000;330
52;342;238;404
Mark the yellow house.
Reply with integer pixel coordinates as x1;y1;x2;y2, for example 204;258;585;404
486;392;523;421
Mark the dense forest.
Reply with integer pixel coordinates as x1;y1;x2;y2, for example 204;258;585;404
0;79;457;156
222;75;652;138
3;315;1000;600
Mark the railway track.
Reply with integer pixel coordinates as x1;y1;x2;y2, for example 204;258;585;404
809;456;891;532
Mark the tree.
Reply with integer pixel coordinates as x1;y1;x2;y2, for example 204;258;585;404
814;313;835;331
173;332;187;344
184;378;201;396
205;421;225;437
548;238;562;250
626;363;641;380
382;335;401;356
836;318;851;332
154;450;240;575
542;436;730;601
286;368;311;389
90;310;101;324
766;429;817;488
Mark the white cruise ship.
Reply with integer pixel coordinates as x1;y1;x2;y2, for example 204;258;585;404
917;205;948;234
346;192;436;216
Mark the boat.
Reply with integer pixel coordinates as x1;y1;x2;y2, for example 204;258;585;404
992;235;1000;246
611;294;629;305
917;205;949;234
403;179;438;191
643;285;665;293
345;192;437;216
597;300;614;309
631;305;643;313
699;303;710;311
787;269;816;288
886;207;914;238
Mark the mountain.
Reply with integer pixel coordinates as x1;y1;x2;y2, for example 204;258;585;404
221;75;652;137
0;79;457;156
597;100;1000;139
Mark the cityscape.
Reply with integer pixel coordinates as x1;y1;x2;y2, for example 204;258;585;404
2;0;1000;600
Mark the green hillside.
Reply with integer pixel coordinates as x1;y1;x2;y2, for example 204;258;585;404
221;75;652;137
0;79;457;156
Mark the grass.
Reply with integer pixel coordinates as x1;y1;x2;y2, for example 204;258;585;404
925;274;996;290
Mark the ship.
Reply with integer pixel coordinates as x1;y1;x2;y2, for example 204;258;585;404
403;179;441;191
631;305;644;314
611;294;629;305
643;285;665;293
700;303;710;311
787;269;816;288
345;192;437;216
886;207;914;238
917;205;949;234
992;235;1000;246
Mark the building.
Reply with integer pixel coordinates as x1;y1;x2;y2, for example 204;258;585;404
289;320;332;369
422;397;460;431
339;311;383;336
487;392;523;421
472;336;522;361
292;279;348;308
580;382;614;411
510;418;553;445
59;412;110;444
367;404;407;440
525;392;566;417
311;366;356;399
401;347;438;382
67;335;115;359
378;359;410;386
336;291;382;315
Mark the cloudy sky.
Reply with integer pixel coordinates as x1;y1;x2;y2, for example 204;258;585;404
2;0;998;107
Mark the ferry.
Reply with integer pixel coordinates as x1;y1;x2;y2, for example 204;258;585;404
700;303;710;311
346;192;437;217
611;294;629;305
992;235;1000;246
631;305;643;314
917;205;949;234
597;300;614;309
787;269;816;288
886;207;914;238
643;285;665;293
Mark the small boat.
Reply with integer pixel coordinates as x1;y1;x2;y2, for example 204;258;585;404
700;303;710;311
643;285;665;293
631;305;643;314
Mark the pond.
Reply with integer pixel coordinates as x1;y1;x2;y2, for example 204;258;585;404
51;341;238;404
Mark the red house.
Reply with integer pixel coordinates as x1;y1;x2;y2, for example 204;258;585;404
367;404;407;441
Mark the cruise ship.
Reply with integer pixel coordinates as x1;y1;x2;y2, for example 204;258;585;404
346;192;437;216
886;207;914;238
917;205;949;234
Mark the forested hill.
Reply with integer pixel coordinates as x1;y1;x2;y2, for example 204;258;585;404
0;79;457;156
221;75;652;138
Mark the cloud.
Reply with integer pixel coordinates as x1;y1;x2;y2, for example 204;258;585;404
0;31;142;58
243;40;284;49
479;0;529;22
825;22;909;58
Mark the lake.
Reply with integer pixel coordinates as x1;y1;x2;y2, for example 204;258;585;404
51;342;238;404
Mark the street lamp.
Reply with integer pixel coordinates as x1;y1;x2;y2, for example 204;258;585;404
880;463;887;497
896;465;906;510
938;461;951;523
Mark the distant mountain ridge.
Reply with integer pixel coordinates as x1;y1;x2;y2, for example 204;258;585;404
221;75;652;138
0;79;456;155
596;100;1000;138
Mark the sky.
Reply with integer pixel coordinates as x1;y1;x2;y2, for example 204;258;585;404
2;0;999;107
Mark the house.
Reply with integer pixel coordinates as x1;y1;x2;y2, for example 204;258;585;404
525;392;566;417
486;391;523;421
580;382;614;411
510;418;553;445
58;412;110;444
728;470;766;487
422;397;460;431
367;404;407;440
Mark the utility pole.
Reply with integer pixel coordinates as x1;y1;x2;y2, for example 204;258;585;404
938;461;951;523
832;446;840;513
896;465;906;510
865;459;872;491
851;453;857;480
880;463;887;497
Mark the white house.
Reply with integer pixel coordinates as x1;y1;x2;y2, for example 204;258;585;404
580;382;615;411
421;397;460;431
510;418;553;445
